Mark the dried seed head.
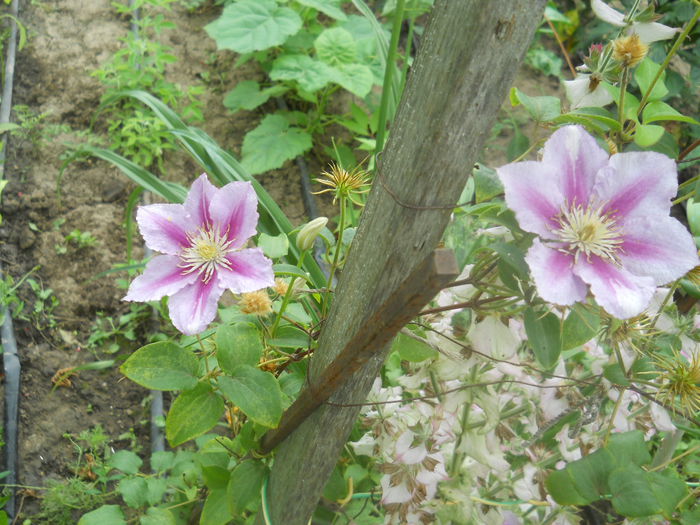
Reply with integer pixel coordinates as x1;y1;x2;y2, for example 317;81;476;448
313;162;371;205
274;278;289;296
239;290;273;316
655;351;700;415
613;34;648;68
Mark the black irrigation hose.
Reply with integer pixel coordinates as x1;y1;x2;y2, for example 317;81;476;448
0;0;21;519
128;0;165;458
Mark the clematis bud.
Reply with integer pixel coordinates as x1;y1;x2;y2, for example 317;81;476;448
612;34;648;68
296;216;328;251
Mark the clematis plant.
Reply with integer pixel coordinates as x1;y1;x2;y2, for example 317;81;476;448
125;173;274;335
498;125;698;319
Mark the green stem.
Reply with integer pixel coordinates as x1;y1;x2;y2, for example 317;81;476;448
374;0;405;158
638;5;700;115
270;250;306;336
323;197;347;317
617;66;630;137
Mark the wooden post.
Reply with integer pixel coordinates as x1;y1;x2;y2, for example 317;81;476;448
257;1;546;523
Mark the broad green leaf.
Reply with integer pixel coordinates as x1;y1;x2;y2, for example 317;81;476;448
223;81;288;112
315;27;357;65
609;465;680;517
510;87;561;121
635;58;668;101
603;362;630;386
267;324;311;348
205;0;302;54
605;430;651;467
258;232;289;259
642;100;699;125
201;488;233;525
218;366;283;428
297;0;347;20
561;305;600;350
150;451;174;473
269;54;333;92
273;263;312;283
227;460;268;515
118;477;149;508
121;342;199;391
140;507;176;525
108;450;143;475
523;308;562;369
241;114;312;174
491;242;528;280
145;478;168;506
545;468;589;505
568;448;615;501
166;383;226;447
78;505;127;525
328;63;374;97
634;123;665;147
216;322;263;372
391;332;437;362
648;471;688;517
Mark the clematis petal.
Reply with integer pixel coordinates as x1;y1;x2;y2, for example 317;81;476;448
591;0;625;27
136;203;192;255
497;161;564;237
219;248;275;293
525;240;588;306
209;181;259;248
593;151;678;221
573;255;656;319
380;476;412;505
542;125;609;205
184;173;218;227
124;255;196;301
564;76;614;109
168;278;224;335
631;22;678;43
620;217;698;285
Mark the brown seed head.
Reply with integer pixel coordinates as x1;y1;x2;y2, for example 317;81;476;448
612;34;648;68
239;290;273;316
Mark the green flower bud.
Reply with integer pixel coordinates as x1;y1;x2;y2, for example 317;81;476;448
296;217;328;251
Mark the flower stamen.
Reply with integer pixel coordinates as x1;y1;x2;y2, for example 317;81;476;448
553;202;623;263
180;227;235;283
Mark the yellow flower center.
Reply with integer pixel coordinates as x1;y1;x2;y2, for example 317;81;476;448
180;227;235;283
553;203;623;263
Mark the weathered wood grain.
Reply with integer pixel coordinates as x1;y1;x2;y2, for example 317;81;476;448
256;1;546;523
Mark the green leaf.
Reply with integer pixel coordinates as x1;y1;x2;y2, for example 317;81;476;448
204;0;302;54
609;465;676;517
108;450;143;475
634;123;665;147
121;342;199;391
642;100;699;125
242;114;313;174
510;87;561;121
491;242;528;280
79;505;127;525
258;232;289;259
545;468;590;505
223;81;288;113
201;489;233;525
269;54;333;92
297;0;347;20
567;448;615;501
166;383;226;447
216;323;263;371
140;507;176;525
273;263;312;283
118;477;149;508
523;307;562;369
327;63;374;97
603;362;631;386
150;451;174;473
315;27;357;65
145;478;168;506
472;164;503;203
391;332;437;362
606;430;651;468
227;461;268;515
561;305;600;350
267;324;311;348
218;366;283;428
635;58;668;101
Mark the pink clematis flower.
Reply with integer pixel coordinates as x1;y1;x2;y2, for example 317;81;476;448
498;126;698;319
125;174;274;335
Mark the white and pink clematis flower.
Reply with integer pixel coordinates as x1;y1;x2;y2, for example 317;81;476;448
591;0;679;43
125;174;274;335
498;125;698;319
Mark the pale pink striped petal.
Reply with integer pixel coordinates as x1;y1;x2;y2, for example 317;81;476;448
573;256;656;319
497;161;564;238
184;173;218;227
631;23;678;43
219;248;275;293
124;255;196;302
594;152;678;221
525;240;587;306
168;279;224;335
136;204;192;255
542;125;608;205
620;217;698;285
209;181;259;248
